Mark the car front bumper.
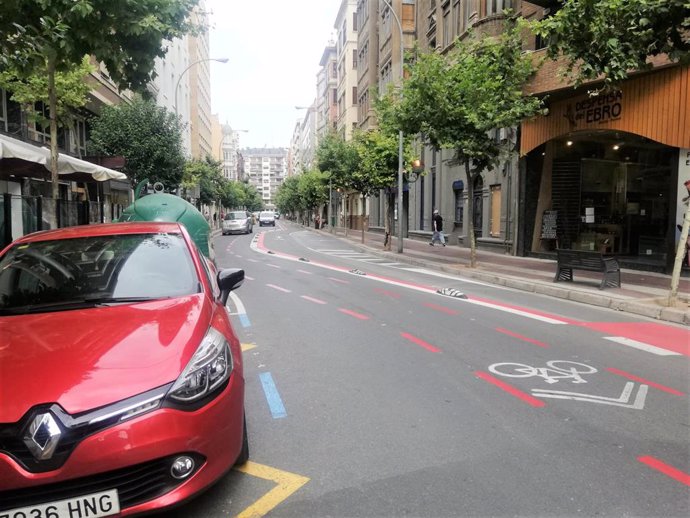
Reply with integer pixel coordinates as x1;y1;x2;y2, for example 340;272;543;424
0;374;245;516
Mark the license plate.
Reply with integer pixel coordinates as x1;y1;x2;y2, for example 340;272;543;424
1;489;120;518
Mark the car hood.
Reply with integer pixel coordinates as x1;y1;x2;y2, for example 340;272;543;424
0;295;211;422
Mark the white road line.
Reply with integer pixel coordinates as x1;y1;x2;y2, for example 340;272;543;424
603;337;681;356
245;275;255;281
328;277;350;284
247;258;259;263
266;284;291;293
465;299;568;324
297;269;313;275
377;262;404;266
266;263;281;268
399;268;502;288
301;295;327;305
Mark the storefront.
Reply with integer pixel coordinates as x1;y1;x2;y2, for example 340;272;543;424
520;65;690;272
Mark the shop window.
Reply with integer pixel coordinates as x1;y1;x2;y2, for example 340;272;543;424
473;174;483;237
0;88;6;132
490;184;502;237
454;188;464;225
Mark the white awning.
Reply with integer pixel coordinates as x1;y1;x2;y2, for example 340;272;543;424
0;134;127;181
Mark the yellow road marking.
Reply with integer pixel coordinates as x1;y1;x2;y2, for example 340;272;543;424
235;461;310;518
241;343;257;352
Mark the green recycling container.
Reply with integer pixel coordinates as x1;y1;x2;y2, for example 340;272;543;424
118;193;213;259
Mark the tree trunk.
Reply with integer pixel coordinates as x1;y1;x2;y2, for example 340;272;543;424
384;190;394;251
465;161;477;268
48;57;59;204
344;194;348;237
361;194;366;244
669;198;690;306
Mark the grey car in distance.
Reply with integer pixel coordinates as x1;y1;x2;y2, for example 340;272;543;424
222;211;253;235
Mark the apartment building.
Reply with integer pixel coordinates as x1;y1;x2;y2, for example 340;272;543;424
335;0;360;140
188;7;214;160
356;0;379;132
242;148;288;209
317;43;339;138
520;0;690;273
219;124;246;181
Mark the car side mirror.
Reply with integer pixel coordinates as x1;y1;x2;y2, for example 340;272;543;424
218;268;245;305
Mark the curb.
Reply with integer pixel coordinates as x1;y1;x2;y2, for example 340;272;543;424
313;228;690;326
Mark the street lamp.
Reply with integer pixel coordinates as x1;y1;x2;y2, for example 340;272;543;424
380;0;405;253
174;57;229;117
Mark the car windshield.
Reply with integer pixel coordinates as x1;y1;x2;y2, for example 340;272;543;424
260;212;273;218
225;212;247;220
0;233;199;314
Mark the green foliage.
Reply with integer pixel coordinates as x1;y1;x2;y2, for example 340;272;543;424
383;23;543;174
0;55;94;126
183;157;224;205
533;0;690;88
315;131;359;190
351;128;412;196
275;175;302;215
89;97;185;189
218;180;262;211
297;170;330;213
0;0;202;92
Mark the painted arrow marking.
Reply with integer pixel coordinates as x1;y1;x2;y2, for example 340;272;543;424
532;382;648;409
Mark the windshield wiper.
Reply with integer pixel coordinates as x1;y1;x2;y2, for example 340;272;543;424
0;296;160;315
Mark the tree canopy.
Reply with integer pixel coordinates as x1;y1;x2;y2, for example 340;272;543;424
380;23;543;265
0;0;201;200
0;0;201;91
534;0;690;88
89;97;186;189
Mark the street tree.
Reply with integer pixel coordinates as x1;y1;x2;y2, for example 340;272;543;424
298;170;330;225
533;0;690;89
90;97;186;189
275;175;302;217
0;0;201;201
183;156;224;206
352;128;412;247
381;24;543;266
0;55;95;157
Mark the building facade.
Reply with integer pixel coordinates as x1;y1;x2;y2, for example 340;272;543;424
219;124;246;181
335;0;360;140
317;44;339;138
242;148;288;209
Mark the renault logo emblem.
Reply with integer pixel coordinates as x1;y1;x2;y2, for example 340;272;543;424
23;413;62;461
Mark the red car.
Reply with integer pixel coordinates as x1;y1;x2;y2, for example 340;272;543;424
0;222;248;516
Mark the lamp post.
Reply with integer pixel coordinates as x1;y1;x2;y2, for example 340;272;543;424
380;0;405;253
174;57;229;117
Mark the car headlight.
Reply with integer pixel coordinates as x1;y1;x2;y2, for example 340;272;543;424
168;327;233;403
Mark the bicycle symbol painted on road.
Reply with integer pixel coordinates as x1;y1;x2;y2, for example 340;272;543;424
489;361;597;384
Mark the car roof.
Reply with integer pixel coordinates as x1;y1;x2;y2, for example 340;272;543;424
10;222;186;245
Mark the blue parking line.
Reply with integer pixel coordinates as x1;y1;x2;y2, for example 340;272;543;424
259;372;287;419
239;314;251;328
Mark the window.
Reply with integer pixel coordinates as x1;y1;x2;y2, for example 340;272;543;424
442;3;451;47
353;49;358;69
490;184;502;237
353;11;358;31
0;88;5;132
455;187;464;225
486;0;512;15
352;86;358;105
402;0;416;32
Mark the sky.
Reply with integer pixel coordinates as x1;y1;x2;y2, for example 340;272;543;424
206;0;342;149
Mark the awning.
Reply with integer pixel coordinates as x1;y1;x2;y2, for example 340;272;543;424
0;134;128;182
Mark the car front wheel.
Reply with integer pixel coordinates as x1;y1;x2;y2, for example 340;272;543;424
235;413;249;465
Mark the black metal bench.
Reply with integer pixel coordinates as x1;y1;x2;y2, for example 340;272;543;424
554;249;621;290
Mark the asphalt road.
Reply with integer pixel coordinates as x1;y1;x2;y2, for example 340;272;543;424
169;220;689;518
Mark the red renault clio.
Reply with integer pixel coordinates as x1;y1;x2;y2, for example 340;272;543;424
0;222;248;516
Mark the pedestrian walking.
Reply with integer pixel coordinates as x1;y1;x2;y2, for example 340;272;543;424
430;209;446;246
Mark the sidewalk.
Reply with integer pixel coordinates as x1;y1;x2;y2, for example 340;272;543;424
308;224;690;326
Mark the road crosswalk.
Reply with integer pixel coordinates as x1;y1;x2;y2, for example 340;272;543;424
310;248;407;268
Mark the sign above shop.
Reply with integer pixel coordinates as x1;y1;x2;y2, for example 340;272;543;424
565;90;623;128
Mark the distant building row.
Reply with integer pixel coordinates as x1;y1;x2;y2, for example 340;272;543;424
290;0;690;273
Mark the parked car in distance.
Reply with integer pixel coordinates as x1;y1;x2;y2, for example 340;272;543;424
258;210;276;226
222;210;253;235
0;222;248;517
274;212;280;220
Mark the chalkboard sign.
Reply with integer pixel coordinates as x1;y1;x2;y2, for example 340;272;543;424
541;210;558;239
